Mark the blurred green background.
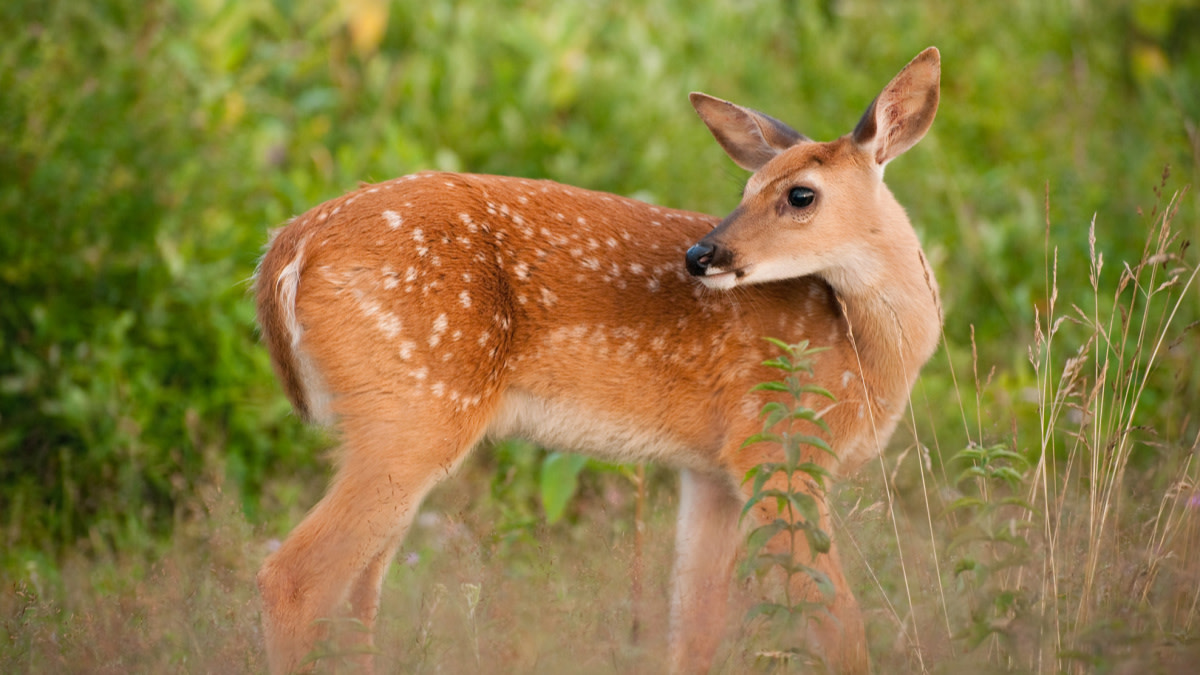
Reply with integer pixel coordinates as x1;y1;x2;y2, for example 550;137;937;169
2;0;1198;558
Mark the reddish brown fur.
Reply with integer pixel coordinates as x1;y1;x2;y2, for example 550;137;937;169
254;48;943;674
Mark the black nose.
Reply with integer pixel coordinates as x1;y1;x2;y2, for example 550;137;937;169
685;243;715;277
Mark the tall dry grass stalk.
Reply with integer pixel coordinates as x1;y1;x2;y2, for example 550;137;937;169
990;177;1194;671
842;175;1199;674
1030;178;1199;672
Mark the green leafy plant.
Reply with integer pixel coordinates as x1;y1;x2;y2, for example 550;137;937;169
540;451;590;525
741;339;837;664
945;442;1036;658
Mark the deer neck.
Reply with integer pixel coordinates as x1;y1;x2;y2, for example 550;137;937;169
821;226;942;402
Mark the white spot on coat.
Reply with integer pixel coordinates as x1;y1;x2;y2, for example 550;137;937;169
429;313;449;346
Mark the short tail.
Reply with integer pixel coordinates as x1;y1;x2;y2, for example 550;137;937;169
255;224;331;424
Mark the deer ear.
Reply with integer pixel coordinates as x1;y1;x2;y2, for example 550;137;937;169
852;47;940;168
690;92;807;172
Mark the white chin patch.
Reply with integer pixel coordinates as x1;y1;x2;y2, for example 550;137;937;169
697;270;739;290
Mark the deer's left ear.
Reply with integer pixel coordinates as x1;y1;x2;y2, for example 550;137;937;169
852;47;940;169
690;92;808;172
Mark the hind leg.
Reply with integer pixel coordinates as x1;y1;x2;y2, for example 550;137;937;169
668;469;744;674
258;407;490;675
338;533;404;671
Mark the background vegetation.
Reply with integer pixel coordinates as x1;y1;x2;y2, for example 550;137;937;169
2;0;1198;672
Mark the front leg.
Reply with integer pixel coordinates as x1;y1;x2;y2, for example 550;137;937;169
743;473;869;674
668;469;744;674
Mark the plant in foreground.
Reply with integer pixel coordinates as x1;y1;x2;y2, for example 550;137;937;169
946;442;1037;664
741;339;837;669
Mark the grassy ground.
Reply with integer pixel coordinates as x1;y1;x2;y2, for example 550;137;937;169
6;446;1199;674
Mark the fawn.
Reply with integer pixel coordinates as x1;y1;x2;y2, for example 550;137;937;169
255;47;942;674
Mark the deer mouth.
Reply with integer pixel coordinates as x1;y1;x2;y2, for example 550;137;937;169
695;266;748;290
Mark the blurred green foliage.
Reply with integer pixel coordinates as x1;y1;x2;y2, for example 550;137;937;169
1;0;1197;554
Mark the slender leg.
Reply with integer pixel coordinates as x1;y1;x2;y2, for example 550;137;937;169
745;479;868;675
257;412;486;675
668;469;744;674
800;538;867;675
339;535;403;672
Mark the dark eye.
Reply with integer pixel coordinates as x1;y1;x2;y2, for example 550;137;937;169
787;186;815;208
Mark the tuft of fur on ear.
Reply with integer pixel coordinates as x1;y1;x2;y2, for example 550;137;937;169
852;47;940;168
690;92;808;172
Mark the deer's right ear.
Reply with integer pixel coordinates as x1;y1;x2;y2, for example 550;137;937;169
690;92;806;172
852;47;940;169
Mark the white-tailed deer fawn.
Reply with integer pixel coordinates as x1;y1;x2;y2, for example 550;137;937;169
255;48;942;674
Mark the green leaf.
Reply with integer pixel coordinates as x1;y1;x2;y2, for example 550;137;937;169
953;466;988;485
798;383;836;400
805;526;832;554
946;496;986;512
761;337;793;353
759;401;790;418
762;402;789;430
954;557;979;575
761;356;794;371
796;564;835;601
750;489;821;525
988;448;1029;466
786;491;821;524
758;552;800;573
750;463;780;496
785;407;823;423
741;432;782;448
751;381;788;393
789;434;833;455
998;496;1038;513
744;602;792;623
743;464;761;484
540;452;588;524
746;519;789;556
953;446;988;462
990;466;1026;488
794;461;832;483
